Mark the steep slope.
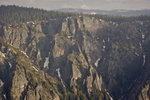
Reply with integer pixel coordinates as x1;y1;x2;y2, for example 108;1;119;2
0;39;64;100
0;6;150;100
1;15;108;98
0;37;109;100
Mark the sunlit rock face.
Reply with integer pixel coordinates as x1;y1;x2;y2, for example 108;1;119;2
1;6;150;100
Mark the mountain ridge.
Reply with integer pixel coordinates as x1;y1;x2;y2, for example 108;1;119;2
57;8;150;16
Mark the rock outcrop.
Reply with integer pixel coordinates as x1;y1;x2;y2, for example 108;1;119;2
0;6;150;100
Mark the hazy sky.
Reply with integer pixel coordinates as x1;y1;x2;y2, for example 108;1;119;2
0;0;150;10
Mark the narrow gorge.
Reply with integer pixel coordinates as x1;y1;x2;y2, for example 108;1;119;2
0;6;150;100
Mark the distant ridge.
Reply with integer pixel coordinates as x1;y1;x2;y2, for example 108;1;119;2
57;8;150;16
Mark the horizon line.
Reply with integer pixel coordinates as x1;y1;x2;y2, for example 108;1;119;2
1;4;150;12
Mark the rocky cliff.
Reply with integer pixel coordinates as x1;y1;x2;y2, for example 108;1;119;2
0;6;150;100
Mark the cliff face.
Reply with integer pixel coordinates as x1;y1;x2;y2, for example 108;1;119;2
0;40;63;100
0;11;150;100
